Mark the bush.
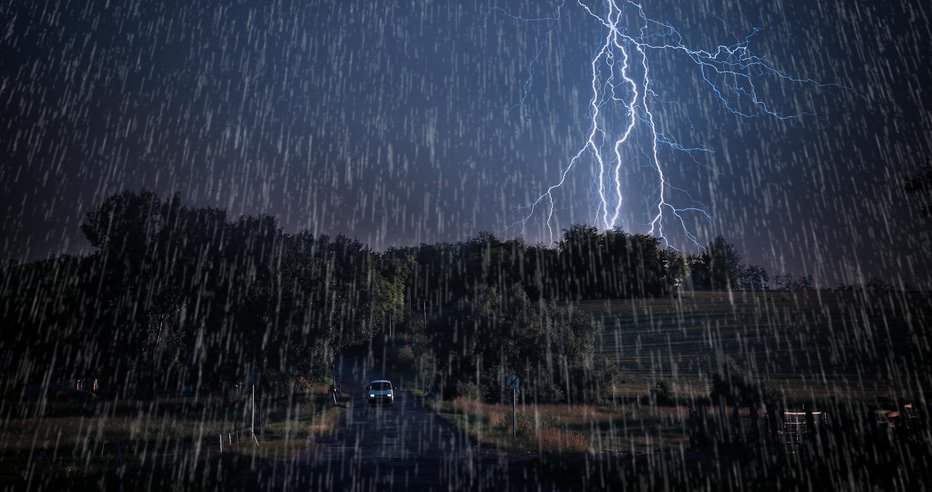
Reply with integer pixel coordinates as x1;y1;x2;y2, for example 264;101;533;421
710;356;774;405
397;345;415;365
456;381;482;401
650;380;675;406
529;383;566;404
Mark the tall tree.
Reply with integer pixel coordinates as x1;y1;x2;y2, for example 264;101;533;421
690;236;742;291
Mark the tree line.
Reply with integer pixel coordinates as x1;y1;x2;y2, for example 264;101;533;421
0;190;805;401
0;190;404;398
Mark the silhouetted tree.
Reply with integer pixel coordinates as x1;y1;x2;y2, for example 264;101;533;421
773;273;813;291
740;265;770;291
690;236;741;291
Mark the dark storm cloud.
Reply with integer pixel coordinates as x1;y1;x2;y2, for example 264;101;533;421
1;0;931;286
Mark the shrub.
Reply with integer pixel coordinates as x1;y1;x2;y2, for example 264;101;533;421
651;380;675;406
710;356;774;405
456;381;482;401
397;345;415;365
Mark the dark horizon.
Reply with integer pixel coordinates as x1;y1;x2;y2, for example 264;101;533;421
3;186;927;293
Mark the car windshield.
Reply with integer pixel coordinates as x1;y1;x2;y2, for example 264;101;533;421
369;382;391;391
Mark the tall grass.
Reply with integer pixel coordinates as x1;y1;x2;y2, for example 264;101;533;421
439;397;688;455
0;388;346;486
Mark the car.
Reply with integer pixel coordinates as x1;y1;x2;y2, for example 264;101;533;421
367;379;395;406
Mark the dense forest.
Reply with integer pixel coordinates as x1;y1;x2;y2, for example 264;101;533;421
0;190;814;402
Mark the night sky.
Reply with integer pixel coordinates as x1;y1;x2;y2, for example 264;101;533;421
2;0;932;287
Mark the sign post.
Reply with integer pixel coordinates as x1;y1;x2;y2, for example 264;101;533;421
505;373;521;438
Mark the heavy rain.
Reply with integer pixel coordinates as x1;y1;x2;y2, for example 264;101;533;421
1;0;931;490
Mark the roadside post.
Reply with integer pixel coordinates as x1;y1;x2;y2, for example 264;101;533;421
330;360;340;403
251;384;260;446
506;373;521;438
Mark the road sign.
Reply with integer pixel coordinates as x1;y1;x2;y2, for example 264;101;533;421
506;373;520;389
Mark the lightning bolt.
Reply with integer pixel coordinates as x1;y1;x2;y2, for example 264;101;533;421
491;0;834;249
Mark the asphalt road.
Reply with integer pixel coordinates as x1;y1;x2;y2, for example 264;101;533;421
235;356;573;491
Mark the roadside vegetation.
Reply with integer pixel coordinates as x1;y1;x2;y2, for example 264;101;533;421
0;384;345;489
432;396;688;455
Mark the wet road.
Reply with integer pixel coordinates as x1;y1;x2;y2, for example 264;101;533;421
237;356;572;491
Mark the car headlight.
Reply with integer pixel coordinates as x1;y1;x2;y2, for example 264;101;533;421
369;393;375;398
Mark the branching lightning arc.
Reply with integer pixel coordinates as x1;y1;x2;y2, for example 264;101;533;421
489;0;831;249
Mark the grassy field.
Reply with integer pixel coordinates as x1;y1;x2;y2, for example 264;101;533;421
0;385;346;489
583;290;932;402
433;397;689;456
429;290;932;458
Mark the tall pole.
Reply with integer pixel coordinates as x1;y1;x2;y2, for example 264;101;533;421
512;387;517;438
251;384;260;446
